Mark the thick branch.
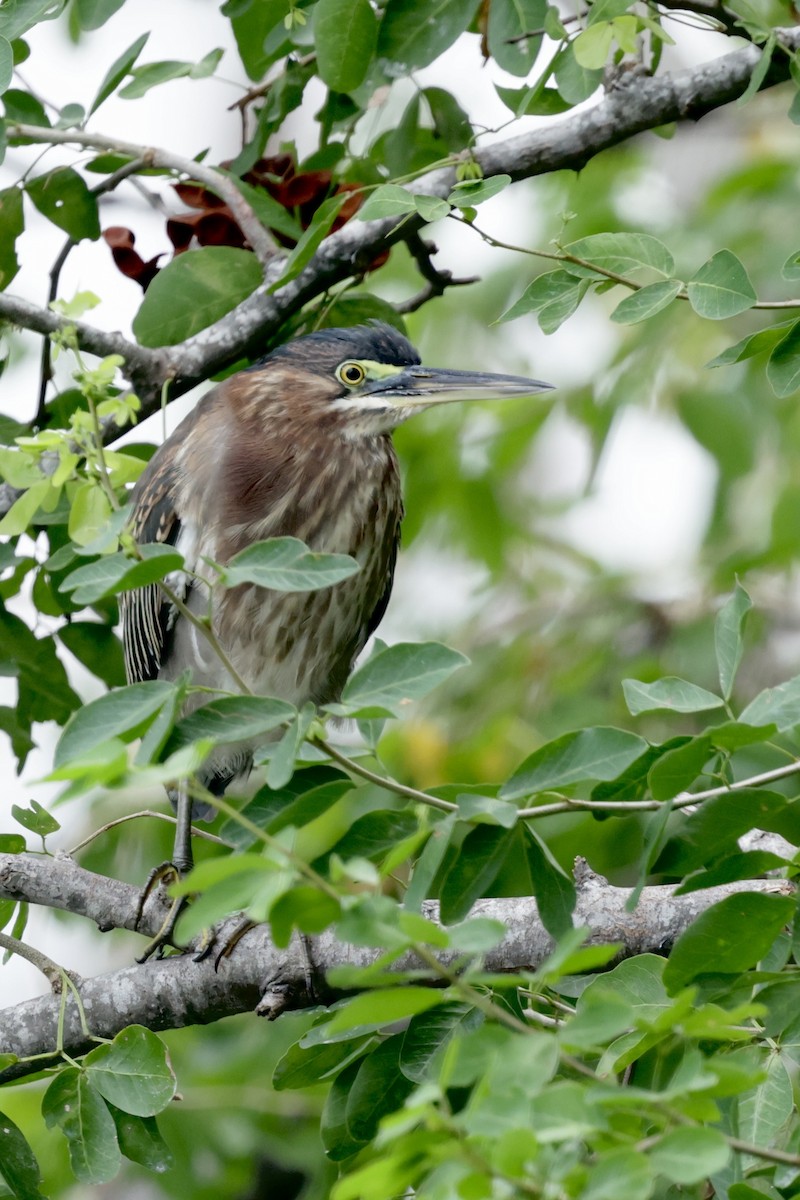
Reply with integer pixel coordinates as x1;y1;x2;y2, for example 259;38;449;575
142;28;800;395
1;29;797;413
0;852;791;1083
0;291;169;395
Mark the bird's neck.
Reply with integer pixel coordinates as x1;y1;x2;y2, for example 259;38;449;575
198;413;400;562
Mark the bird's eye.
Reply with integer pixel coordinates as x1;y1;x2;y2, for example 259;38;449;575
337;362;366;387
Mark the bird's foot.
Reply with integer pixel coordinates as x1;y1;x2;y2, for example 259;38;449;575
192;915;257;970
133;861;188;962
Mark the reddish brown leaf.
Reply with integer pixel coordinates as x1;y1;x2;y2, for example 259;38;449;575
102;226;162;291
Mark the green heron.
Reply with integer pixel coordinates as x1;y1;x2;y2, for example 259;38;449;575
120;322;551;947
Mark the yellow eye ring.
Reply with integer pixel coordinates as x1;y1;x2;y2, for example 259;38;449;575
337;361;366;387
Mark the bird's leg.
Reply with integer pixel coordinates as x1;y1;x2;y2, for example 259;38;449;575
134;784;196;962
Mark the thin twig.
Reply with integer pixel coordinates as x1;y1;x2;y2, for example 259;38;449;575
36;157;148;425
467;223;800;312
311;735;459;814
67;810;228;856
516;758;800;819
0;932;79;991
7;124;277;267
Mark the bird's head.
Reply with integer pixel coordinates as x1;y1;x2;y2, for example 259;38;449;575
249;322;553;437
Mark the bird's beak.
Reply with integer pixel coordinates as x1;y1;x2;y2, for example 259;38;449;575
364;366;554;409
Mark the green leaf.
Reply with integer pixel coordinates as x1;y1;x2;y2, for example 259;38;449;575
495;83;571;116
75;0;125;29
687;249;757;318
133;247;264;347
622;677;725;715
169;695;295;749
269;886;341;948
357;184;417;222
487;0;546;76
107;1107;173;1173
0;1107;45;1200
261;698;312;789
221;536;359;591
736;1051;793;1151
42;1069;121;1184
268;193;348;292
336;641;468;715
229;0;291;81
0;479;53;536
610;279;682;324
767;319;800;397
740;672;800;730
405;814;456;911
57;622;126;688
706;320;793;368
647;736;710;801
0;186;24;290
736;30;775;106
377;0;481;70
582;1148;653;1200
439;824;516;924
564;231;675;278
572;21;614;68
498;269;590;332
674;849;787;894
89;32;149;113
67;481;112;547
715;582;752;700
0;0;65;41
663;893;796;992
345;1035;415;1142
325;987;444;1035
423;87;473;150
84;1027;177;1117
12;799;59;837
413;194;450;222
525;825;576;937
26;168;100;240
587;0;633;23
447;175;512;208
500;727;648;800
554;43;603;103
224;770;352;848
456;794;518;828
321;1060;368;1160
119;50;224;99
0;36;12;95
527;1079;604;1140
399;1003;479;1082
314;0;377;92
55;681;176;768
60;544;184;605
323;810;420;870
273;1036;373;1091
228;175;303;242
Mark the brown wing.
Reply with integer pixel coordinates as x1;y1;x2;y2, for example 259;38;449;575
120;459;183;684
364;514;401;643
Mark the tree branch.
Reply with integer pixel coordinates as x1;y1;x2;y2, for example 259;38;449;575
1;29;797;414
0;851;791;1083
5;125;278;267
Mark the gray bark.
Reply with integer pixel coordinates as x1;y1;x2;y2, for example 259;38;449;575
0;851;791;1083
0;28;796;416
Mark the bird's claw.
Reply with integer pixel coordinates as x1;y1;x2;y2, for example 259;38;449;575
133;861;187;962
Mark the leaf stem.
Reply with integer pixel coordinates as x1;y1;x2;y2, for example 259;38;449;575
310;735;458;814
